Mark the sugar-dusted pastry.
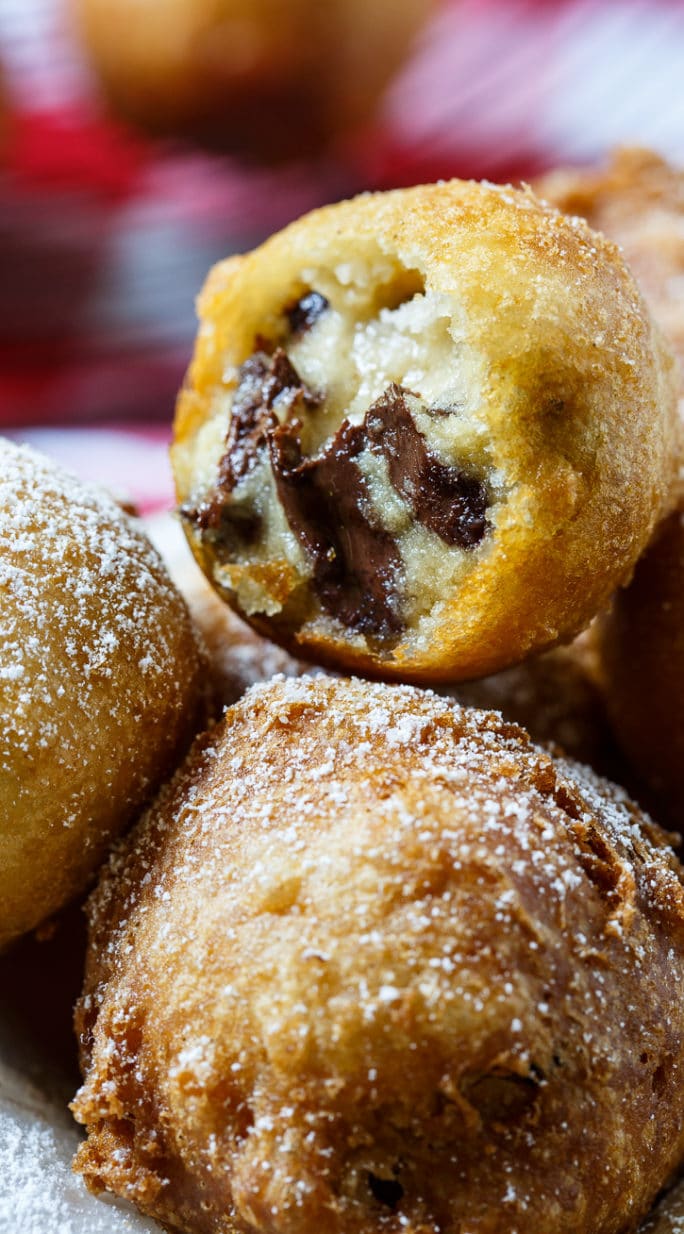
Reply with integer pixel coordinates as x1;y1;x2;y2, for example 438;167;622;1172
597;507;684;830
0;439;206;950
72;0;429;160
73;677;684;1234
537;147;684;391
173;179;680;683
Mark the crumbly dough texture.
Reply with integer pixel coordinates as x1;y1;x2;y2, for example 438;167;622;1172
147;512;315;713
73;676;684;1234
173;178;680;683
597;507;684;830
0;439;206;949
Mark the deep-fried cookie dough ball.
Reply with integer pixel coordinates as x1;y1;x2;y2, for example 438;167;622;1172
0;439;206;949
173;179;680;684
597;507;684;829
73;677;684;1234
72;0;430;160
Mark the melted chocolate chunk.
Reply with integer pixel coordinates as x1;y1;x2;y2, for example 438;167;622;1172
285;290;329;337
184;349;488;640
182;348;319;538
269;418;403;639
365;384;489;548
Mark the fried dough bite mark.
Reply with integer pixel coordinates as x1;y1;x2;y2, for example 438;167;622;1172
183;343;490;641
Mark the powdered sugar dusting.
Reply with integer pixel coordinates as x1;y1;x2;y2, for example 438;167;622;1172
73;676;684;1234
0;1059;160;1232
0;437;203;946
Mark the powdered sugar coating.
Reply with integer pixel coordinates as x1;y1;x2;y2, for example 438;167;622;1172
0;437;205;947
0;1058;160;1233
73;676;684;1234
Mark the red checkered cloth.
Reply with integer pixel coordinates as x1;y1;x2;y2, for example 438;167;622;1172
1;0;684;509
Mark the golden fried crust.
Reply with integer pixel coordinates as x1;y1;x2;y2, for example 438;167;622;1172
0;440;206;949
73;677;684;1234
597;507;684;830
536;148;684;391
173;179;681;684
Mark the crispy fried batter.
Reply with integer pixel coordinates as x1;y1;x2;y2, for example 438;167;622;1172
538;149;684;828
0;440;206;949
73;677;684;1234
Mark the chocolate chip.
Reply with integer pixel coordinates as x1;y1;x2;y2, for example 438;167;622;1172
269;418;403;639
182;348;319;537
184;354;488;640
285;290;329;337
365;384;489;549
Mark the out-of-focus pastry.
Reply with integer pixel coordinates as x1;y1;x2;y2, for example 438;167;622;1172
173;178;680;684
597;506;684;831
537;147;684;393
73;677;684;1234
72;0;431;161
641;1175;684;1233
450;625;620;776
0;439;206;950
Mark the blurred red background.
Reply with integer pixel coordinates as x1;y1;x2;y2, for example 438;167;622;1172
1;0;683;509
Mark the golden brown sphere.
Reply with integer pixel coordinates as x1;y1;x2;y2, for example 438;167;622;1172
0;439;206;949
72;0;431;159
73;677;684;1234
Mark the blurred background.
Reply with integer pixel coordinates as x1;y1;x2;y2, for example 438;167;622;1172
1;0;684;511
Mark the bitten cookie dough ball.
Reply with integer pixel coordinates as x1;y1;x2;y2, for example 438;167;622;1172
0;440;206;950
73;677;684;1234
72;0;429;161
173;179;680;683
597;507;684;830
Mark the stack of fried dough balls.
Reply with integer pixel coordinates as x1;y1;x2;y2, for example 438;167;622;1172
0;438;206;950
71;175;684;1234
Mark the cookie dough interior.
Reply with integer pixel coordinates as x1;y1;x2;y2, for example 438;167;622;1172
183;254;497;643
